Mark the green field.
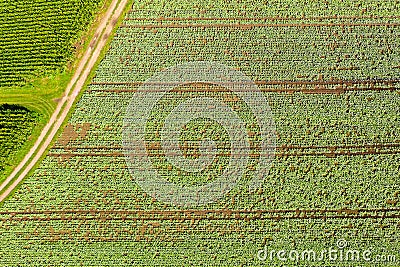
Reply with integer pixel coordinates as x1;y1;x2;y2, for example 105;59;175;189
0;104;41;182
0;0;105;87
1;0;400;266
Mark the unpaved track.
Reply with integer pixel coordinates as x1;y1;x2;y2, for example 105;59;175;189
0;0;129;202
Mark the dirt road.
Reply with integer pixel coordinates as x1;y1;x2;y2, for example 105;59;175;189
0;0;129;202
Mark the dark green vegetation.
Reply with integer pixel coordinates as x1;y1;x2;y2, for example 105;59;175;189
0;0;105;87
0;104;41;181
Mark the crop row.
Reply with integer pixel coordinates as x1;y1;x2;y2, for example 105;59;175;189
0;214;398;265
128;1;400;19
59;88;400;148
2;150;399;211
91;24;400;84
